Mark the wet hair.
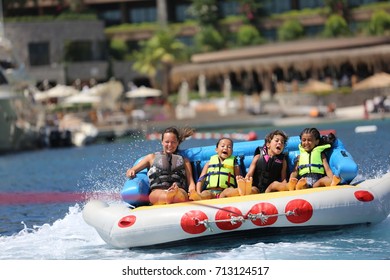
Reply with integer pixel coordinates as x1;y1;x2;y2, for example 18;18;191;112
161;126;195;146
300;127;321;141
321;132;336;146
216;137;233;148
265;130;288;145
300;127;336;146
253;130;288;156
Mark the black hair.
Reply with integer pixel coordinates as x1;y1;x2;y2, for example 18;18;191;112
265;129;288;144
216;137;233;148
300;127;336;146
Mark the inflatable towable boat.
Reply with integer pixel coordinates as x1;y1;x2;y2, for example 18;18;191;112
83;135;390;249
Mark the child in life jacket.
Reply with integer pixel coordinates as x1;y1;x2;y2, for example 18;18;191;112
189;138;258;200
272;127;340;191
126;126;196;205
241;130;290;193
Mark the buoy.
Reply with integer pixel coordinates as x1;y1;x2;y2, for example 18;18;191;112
246;131;258;141
354;125;377;133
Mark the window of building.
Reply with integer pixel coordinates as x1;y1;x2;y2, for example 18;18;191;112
176;35;194;47
28;42;50;66
65;41;93;62
175;4;192;22
299;0;324;9
220;0;240;17
127;40;141;52
98;9;122;26
349;0;372;7
263;0;291;14
304;25;323;37
130;7;157;23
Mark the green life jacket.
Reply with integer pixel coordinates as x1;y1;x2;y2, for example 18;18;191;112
204;155;236;189
298;144;331;176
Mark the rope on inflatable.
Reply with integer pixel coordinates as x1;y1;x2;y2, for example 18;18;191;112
193;210;297;232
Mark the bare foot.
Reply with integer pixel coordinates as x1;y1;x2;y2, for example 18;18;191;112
245;177;253;195
166;183;179;204
287;178;298;191
237;177;246;196
173;188;188;203
189;190;202;201
251;186;260;194
295;178;307;190
331;175;340;186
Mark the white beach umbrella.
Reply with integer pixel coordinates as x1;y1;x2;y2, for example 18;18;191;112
125;86;162;98
223;77;232;101
45;84;80;98
62;93;101;105
178;80;189;106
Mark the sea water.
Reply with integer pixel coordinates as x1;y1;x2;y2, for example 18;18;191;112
0;118;389;260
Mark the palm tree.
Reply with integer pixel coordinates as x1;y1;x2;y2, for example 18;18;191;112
132;30;187;98
156;0;168;28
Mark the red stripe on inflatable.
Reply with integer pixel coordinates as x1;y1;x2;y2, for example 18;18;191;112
180;210;208;234
248;202;278;226
354;190;374;202
215;206;243;230
0;192;121;205
285;199;313;224
146;131;258;141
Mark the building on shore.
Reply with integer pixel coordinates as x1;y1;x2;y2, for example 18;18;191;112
2;1;390;94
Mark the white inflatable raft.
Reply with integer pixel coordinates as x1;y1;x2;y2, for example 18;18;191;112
83;172;390;249
83;134;390;249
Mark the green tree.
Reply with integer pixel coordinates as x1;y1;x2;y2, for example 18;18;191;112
68;0;86;13
367;10;390;36
323;14;350;38
236;24;265;46
109;39;128;61
277;19;304;41
132;30;187;97
187;0;219;27
194;25;224;52
156;0;168;28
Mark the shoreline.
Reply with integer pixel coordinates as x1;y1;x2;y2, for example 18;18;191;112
95;105;389;141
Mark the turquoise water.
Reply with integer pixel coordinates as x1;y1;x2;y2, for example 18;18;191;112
0;118;389;259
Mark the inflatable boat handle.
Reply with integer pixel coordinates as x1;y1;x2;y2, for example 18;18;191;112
195;215;246;231
247;210;296;224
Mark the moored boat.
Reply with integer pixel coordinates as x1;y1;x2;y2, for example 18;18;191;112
0;37;42;153
82;133;390;249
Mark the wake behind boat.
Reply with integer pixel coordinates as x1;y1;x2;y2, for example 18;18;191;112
83;133;390;249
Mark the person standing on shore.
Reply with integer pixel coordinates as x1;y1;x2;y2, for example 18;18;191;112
126;126;196;205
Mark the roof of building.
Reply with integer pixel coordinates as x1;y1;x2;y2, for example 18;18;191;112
170;36;390;88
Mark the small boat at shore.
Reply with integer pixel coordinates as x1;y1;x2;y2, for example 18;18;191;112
0;37;42;153
83;133;390;249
